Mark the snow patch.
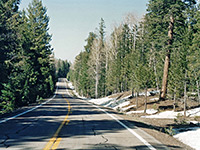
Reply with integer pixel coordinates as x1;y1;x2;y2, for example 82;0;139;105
142;107;200;119
121;105;136;111
89;97;113;105
113;101;130;110
127;109;158;115
174;127;200;150
149;97;159;101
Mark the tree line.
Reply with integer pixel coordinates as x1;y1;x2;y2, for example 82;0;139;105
55;59;70;78
0;0;56;114
69;0;200;108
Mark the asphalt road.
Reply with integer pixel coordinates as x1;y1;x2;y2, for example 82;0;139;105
0;78;169;150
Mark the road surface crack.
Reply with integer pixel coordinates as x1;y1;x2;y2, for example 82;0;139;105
0;134;10;148
16;124;30;134
92;125;97;136
101;135;108;143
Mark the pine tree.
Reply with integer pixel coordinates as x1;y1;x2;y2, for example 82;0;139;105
189;3;200;102
26;0;53;100
0;0;20;92
0;0;22;111
145;0;196;99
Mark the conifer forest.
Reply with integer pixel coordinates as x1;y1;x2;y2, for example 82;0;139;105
0;0;200;115
0;0;70;113
69;0;200;104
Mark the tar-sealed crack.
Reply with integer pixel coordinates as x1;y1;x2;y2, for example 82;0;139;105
0;134;10;148
95;135;118;150
101;135;108;143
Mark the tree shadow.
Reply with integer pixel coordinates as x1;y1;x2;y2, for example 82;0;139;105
0;84;185;150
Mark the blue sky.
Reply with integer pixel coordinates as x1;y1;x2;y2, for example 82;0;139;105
20;0;149;62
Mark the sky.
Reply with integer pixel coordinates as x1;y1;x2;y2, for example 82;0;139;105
20;0;149;62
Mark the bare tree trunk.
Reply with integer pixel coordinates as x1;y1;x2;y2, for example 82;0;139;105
95;73;99;99
136;91;138;110
173;87;176;111
133;26;136;51
161;15;174;100
144;87;147;113
132;88;134;97
197;80;200;104
153;58;159;91
184;73;187;117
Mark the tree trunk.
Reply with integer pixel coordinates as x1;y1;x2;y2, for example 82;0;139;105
95;57;99;98
197;80;200;104
161;15;174;100
184;80;187;117
144;87;147;113
184;72;187;117
132;88;134;97
136;91;138;110
95;73;99;99
153;58;159;91
173;87;176;111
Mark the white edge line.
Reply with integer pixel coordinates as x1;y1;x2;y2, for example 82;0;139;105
0;85;58;124
86;102;157;150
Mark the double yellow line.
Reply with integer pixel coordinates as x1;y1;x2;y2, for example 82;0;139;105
43;95;71;150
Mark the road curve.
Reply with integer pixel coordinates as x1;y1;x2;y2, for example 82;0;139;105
0;78;169;150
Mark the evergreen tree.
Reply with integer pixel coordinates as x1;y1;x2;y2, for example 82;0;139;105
145;0;196;99
0;0;20;93
26;0;53;100
189;3;200;102
0;0;22;111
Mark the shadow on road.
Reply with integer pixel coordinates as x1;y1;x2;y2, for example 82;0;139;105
0;82;183;150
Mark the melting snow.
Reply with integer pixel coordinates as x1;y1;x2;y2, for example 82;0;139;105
142;107;200;119
127;109;158;115
121;105;136;111
174;128;200;150
113;101;130;110
89;97;113;105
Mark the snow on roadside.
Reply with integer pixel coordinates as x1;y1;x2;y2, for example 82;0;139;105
89;97;113;105
141;111;179;119
142;107;200;119
67;82;74;89
127;109;158;115
141;106;200;150
121;105;136;111
89;95;132;110
113;101;130;110
174;128;200;150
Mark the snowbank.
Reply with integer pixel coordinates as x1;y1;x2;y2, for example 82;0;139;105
113;101;130;110
89;97;113;105
174;127;200;150
67;82;74;90
127;109;158;115
121;105;136;111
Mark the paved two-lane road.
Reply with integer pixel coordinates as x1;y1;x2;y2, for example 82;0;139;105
0;79;168;150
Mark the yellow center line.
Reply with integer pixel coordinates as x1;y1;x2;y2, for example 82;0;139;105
43;95;71;150
52;138;62;150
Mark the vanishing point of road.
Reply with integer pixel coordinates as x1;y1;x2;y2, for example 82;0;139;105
0;78;169;150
